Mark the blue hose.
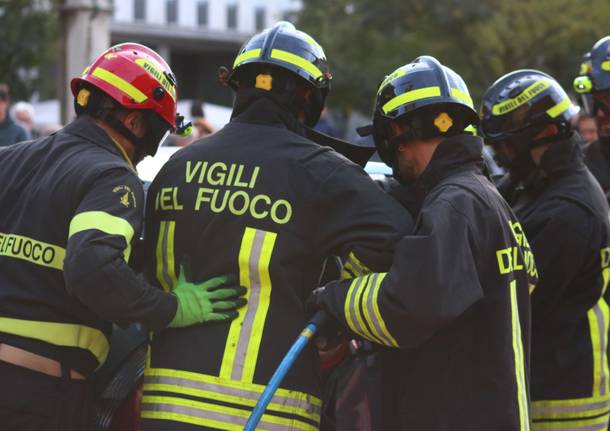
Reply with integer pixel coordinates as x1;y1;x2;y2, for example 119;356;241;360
244;311;327;430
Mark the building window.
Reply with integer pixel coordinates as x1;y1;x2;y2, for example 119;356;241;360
167;0;178;24
227;4;238;29
134;0;146;21
197;1;208;27
255;7;265;31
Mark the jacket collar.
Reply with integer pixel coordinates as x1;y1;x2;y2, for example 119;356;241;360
522;133;584;190
230;90;305;136
391;134;484;214
62;115;135;170
413;134;484;191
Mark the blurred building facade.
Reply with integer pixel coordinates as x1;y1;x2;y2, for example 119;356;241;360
111;0;302;106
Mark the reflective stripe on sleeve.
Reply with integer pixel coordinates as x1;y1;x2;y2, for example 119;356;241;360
68;211;135;262
343;275;383;344
366;273;399;347
0;231;65;270
0;316;109;365
340;251;372;280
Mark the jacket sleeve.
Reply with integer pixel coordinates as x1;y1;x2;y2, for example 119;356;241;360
317;196;484;348
527;202;594;317
313;162;413;277
63;167;177;330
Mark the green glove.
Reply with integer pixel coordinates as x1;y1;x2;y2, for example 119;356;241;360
169;265;247;328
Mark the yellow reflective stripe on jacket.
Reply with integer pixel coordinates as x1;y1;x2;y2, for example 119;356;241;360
491;80;551;116
0;231;65;270
155;221;177;293
588;297;610;397
546;98;572;118
532;412;609;430
0;316;109;365
143;368;320;423
340;251;372;280
532;394;610;421
92;67;148;103
233;48;262;68
367;273;399;347
450;87;474;108
69;211;135;262
343;276;384;344
142;395;318;431
143;367;321;429
382;86;442;114
220;227;276;383
509;280;530;430
270;49;323;80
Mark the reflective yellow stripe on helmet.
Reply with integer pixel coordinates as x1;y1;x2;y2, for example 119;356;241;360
69;211;135;262
382;86;442;114
270;49;323;79
92;67;148;103
491;80;551;116
451;87;474;108
602;61;610;72
546;98;572;118
232;49;262;69
0;316;109;365
574;76;594;94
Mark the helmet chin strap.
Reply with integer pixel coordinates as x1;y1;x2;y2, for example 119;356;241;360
98;109;169;160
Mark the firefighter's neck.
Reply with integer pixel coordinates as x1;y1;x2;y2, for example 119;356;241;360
95;111;146;163
530;123;559;165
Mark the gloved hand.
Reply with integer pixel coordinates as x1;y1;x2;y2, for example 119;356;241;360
169;265;247;328
306;286;344;351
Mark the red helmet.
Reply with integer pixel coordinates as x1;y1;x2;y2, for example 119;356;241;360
71;43;180;131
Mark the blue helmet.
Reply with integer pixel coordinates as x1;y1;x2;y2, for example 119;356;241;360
574;36;610;116
227;22;331;126
481;69;579;142
370;56;479;166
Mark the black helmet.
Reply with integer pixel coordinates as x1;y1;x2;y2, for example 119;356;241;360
227;21;331;126
370;56;479;167
480;69;579;144
574;36;610;116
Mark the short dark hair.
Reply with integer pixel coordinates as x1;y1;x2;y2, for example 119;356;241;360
0;83;9;101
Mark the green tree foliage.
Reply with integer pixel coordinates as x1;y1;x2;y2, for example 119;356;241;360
0;0;59;100
298;0;610;113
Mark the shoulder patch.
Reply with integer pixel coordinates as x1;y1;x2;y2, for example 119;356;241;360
113;185;136;209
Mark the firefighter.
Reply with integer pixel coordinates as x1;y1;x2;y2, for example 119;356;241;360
139;22;411;431
309;56;536;430
0;43;246;431
575;36;610;202
481;69;610;430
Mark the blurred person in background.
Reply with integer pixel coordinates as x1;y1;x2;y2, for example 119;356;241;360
577;114;599;146
575;36;610;200
190;99;215;138
0;84;29;147
12;101;37;139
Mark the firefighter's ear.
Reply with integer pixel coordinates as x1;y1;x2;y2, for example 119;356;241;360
123;110;147;138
